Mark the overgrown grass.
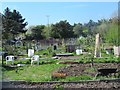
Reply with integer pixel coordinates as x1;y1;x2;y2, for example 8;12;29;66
2;64;66;82
78;56;120;64
2;58;59;65
84;67;97;73
95;76;118;80
58;75;93;82
35;50;50;57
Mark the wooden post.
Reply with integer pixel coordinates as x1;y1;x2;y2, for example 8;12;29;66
94;33;101;58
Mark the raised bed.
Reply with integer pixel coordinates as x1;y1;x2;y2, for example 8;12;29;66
56;53;74;57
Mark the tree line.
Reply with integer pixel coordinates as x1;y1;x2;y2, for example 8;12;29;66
1;7;120;46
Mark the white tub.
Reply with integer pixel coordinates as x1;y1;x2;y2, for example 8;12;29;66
76;49;82;55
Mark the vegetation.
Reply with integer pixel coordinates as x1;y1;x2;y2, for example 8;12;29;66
2;53;120;82
1;7;120;83
2;64;66;82
2;7;119;46
2;7;28;40
26;25;45;40
50;20;75;39
58;75;93;82
106;24;119;46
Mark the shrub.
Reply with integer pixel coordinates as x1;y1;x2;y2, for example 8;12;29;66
43;52;48;55
79;60;84;64
51;52;56;57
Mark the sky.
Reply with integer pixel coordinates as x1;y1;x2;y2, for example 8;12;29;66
1;2;118;28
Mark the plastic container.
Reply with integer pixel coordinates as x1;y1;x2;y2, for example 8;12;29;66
76;49;82;55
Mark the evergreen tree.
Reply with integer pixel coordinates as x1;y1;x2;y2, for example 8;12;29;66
31;25;45;40
2;7;28;40
50;20;75;39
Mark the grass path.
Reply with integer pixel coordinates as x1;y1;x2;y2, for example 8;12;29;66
2;64;66;82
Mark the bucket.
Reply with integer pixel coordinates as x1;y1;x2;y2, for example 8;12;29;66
76;49;82;55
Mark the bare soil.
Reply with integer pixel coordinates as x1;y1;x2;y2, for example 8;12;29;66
2;80;120;89
57;63;119;77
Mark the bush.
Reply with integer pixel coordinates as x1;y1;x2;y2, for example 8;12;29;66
51;52;56;57
79;60;84;64
43;52;48;55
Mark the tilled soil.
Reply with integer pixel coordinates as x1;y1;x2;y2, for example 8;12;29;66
2;80;120;89
57;63;119;77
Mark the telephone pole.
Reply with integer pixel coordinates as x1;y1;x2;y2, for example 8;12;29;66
46;15;50;38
